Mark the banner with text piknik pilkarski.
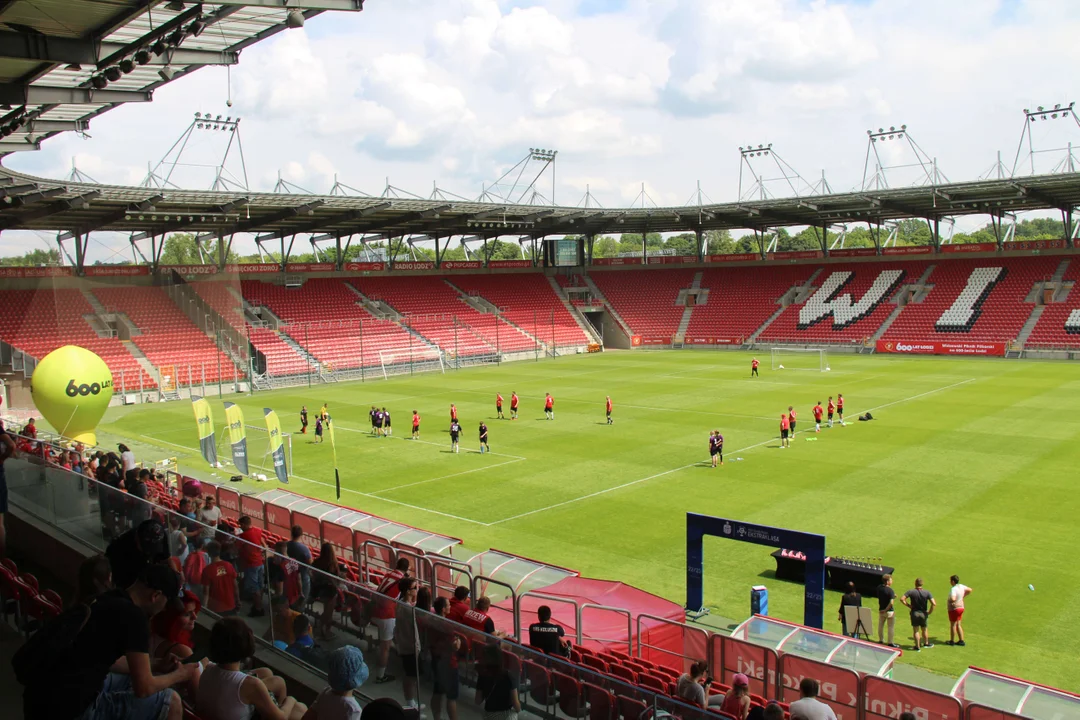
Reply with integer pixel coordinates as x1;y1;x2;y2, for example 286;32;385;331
263;408;288;483
223;402;248;475
192;396;217;466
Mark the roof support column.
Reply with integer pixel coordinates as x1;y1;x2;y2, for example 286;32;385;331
73;231;85;275
641;223;648;264
930;217;941;253
334;235;343;270
695;228;704;262
990;212;1004;251
585;234;595;265
821;225;829;258
1063;208;1074;249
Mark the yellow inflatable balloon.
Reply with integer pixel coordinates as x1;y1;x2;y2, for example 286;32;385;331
31;345;114;446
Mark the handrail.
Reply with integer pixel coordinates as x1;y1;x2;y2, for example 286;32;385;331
357;538;397;583
474;574;517;639
517;590;581;645
636;611;709;667
431;558;473;599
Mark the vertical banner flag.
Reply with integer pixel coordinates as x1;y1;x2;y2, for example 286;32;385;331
223;402;249;475
192;396;218;466
263;408;288;484
328;415;340;499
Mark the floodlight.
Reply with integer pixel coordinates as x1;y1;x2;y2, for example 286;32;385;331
152;40;166;56
90;74;108;89
168;29;184;46
119;59;135;74
194;112;201;118
166;0;185;10
135;49;151;65
188;19;207;37
286;9;305;28
104;66;122;82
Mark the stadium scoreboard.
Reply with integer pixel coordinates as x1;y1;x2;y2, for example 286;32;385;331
544;237;584;267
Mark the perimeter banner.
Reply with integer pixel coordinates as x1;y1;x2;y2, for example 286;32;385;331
191;396;217;466
263;408;288;483
223;402;248;475
487;259;533;268
875;340;1006;356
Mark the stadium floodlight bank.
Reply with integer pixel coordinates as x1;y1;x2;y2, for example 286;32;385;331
771;347;830;371
379;348;445;380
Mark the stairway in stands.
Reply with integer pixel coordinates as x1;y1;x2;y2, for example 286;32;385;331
748;268;822;344
674;271;703;340
545;275;602;344
870;265;937;344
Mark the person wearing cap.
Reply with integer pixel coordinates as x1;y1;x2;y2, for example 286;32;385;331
789;678;838;720
21;564;197;720
106;519;170;590
719;674;751;720
303;645;368;719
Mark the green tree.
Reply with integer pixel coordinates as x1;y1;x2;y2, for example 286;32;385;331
159;233;238;265
483;238;522;260
592;236;618;258
1014;217;1064;240
895;218;932;246
0;247;61;266
778;227;820;251
704;229;736;255
664;233;697;256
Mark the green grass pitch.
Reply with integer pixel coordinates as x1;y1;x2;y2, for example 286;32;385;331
97;350;1080;690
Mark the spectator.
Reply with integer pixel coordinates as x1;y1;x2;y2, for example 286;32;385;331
361;698;407;720
106;519;169;590
182;535;210;597
448;585;470;623
947;574;972;647
372;557;410;684
528;605;571;657
789;678;838;720
475;643;520;720
75;553;114;605
286;614;317;659
312;542;347;641
286;525;313;601
196;495;222;545
394;577;421;708
237;515;267;617
763;703;785;720
118;443;137;485
166;515;189;565
265;593;301;645
461;596;498;636
875;574;898;647
676;660;725;709
429;596;462;720
200;540;239;616
151;589;201;661
19;564;196;720
719;674;751;720
0;424;16;557
416;586;432;613
838;582;862;637
900;578;936;651
302;645;368;720
22;417;37;439
197;617;307;720
269;541;304;609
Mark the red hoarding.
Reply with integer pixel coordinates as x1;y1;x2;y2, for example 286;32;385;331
226;263;280;274
882;246;933;256
393;261;435;271
683;337;742;345
0;266;72;278
264;501;292;538
707;253;759;263
239;494;265;524
648;256;698;265
593;257;643;266
291;512;321;550
441;260;483;270
630;335;642;347
1008;238;1067;251
344;262;386;272
863;676;962;720
772;250;823;260
160;264;219;275
876;340;1007;356
84;264;150;276
714;635;780;699
488;259;533;268
941;242;998;254
780;655;859;720
321;521;356;563
639;337;670;346
216;487;240;521
829;248;878;258
287;262;335;272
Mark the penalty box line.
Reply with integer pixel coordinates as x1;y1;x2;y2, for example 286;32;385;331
487;376;978;525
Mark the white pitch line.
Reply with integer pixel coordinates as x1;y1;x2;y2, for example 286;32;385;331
857;377;976;414
372;457;525;494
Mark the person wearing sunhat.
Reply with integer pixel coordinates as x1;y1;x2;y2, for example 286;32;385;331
305;645;369;720
719;673;751;720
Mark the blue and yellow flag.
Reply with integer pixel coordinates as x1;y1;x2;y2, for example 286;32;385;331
192;396;217;466
223;402;248;475
263;408;288;484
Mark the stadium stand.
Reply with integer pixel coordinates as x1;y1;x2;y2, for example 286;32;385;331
688;265;817;344
454;274;589;347
881;257;1059;345
590;269;697;340
0;288;156;389
760;261;932;345
349;276;537;355
189;280;246;330
1025;259;1080;349
93;286;239;385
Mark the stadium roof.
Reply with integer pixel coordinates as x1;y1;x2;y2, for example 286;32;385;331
0;0;363;154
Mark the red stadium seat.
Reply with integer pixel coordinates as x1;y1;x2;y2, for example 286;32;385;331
585;681;615;720
554;670;590;718
524;659;559;710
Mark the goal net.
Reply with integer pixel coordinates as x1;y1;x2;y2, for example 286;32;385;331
240;424;294;480
379;346;445;380
771;347;829;371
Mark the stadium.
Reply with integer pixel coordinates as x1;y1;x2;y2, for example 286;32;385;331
0;2;1078;720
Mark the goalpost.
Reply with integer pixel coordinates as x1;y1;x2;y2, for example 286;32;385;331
771;347;830;371
379;347;445;380
241;423;294;479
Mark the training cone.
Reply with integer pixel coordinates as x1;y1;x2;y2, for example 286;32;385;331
31;345;113;446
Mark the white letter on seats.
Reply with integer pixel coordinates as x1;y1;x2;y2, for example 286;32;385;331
798;269;903;329
934;266;1005;331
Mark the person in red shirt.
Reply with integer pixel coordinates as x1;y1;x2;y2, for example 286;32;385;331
510;392;519;420
461;596;496;635
544;393;554;420
788;406;797;437
412;410;421;440
237;515;267;617
780;413;790;449
448;586;471;623
373;557;411;684
813;401;824;433
837;393;846;426
496;393;504;420
751;358;759;377
606;396;613;425
200;540;238;615
450;404;458;423
22;417;37;439
827;396;836;429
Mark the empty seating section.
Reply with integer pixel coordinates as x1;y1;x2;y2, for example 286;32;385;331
189;280;245;330
882;257;1058;344
689;266;816;343
93;286;238;384
761;262;930;344
350;276;535;355
554;273;593;307
247;328;312;376
241;278;419;369
591;269;696;339
1026;259;1080;349
0;288;155;389
456;274;589;347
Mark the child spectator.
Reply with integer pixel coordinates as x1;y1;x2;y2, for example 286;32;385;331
200;540;238;616
286;614;317;660
265;593;301;646
303;645;368;720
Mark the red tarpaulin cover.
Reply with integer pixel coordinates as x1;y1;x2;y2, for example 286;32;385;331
493;577;693;671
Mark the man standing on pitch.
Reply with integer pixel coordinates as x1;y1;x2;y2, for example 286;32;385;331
901;578;936;651
479;421;489;454
449;419;461;454
837;393;846;426
827;396;835;429
788;406;797;438
606;396;613;425
813;401;824;433
450;403;458;424
779;414;790;449
751;357;759;377
947;575;972;646
875;574;898;647
411;410;421;440
497;393;504;419
544;393;554;420
510;392;519;420
383;407;392;437
300;405;308;435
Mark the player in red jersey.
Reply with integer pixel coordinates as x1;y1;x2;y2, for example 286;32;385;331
605;396;613;425
496;393;505;419
411;410;420;439
837;393;846;426
373;557;411;683
450;403;458;422
780;414;790;449
827;396;835;428
544;393;554;420
788;406;797;437
812;401;824;433
510;391;519;420
751;357;759;377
